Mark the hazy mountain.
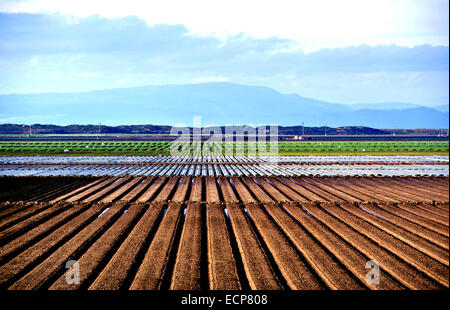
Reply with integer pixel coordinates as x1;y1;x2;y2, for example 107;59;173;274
0;82;448;128
434;104;450;113
346;102;423;110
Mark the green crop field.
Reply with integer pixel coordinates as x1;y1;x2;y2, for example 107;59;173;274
0;140;448;156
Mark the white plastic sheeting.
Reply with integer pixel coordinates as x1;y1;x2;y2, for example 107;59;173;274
1;155;448;164
1;163;448;177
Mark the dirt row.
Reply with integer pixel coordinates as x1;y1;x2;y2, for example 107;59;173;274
0;176;448;290
51;176;449;204
1;176;448;205
0;201;447;290
0;176;99;202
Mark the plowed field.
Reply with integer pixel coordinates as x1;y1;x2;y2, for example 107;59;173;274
0;176;448;290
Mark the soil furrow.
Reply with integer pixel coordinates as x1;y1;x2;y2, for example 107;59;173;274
268;178;309;202
100;177;142;203
171;177;191;203
0;203;70;243
306;179;362;202
88;203;165;290
190;177;203;202
324;203;448;287
362;203;449;250
9;202;131;289
135;177;167;202
218;178;239;203
0;175;448;291
119;177;154;202
65;178;119;203
0;203;88;265
375;178;447;202
390;178;449;201
206;203;241;289
0;203;34;220
206;177;220;203
283;178;326;202
253;178;289;202
0;202;108;288
50;178;106;203
242;177;275;203
374;203;449;236
35;179;95;202
244;203;323;289
282;203;401;289
130;203;183;290
82;177;131;203
333;178;400;202
293;178;342;201
231;177;258;204
357;178;427;202
261;203;362;289
226;203;282;289
170;203;203;290
320;178;381;202
48;203;146;290
301;202;441;289
339;202;449;266
0;202;54;232
340;178;403;202
397;203;449;222
418;178;449;194
153;177;179;202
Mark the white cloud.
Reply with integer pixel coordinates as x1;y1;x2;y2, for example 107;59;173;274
64;14;79;24
1;0;448;51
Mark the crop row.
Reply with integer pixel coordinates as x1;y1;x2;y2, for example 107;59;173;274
0;176;448;290
0;141;448;153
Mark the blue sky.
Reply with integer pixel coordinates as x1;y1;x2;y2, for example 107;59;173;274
0;0;448;107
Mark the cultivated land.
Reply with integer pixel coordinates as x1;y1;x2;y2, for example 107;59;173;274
0;141;448;156
1;134;448;290
1;155;448;177
0;175;448;290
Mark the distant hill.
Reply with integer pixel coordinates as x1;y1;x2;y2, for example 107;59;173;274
346;102;422;110
1;123;447;137
434;104;450;113
0;82;448;128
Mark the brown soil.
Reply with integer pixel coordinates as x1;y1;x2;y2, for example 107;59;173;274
170;203;202;290
0;176;448;290
206;203;241;290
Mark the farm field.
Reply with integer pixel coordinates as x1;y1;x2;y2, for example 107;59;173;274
0;175;448;290
1;153;448;291
1;155;448;177
0;141;448;156
2;155;448;164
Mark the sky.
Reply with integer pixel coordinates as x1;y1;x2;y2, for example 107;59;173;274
0;0;448;107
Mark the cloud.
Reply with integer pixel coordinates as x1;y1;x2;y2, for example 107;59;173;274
0;0;448;51
0;13;448;106
1;14;446;73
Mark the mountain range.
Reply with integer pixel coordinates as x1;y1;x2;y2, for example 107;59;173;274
0;82;448;128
